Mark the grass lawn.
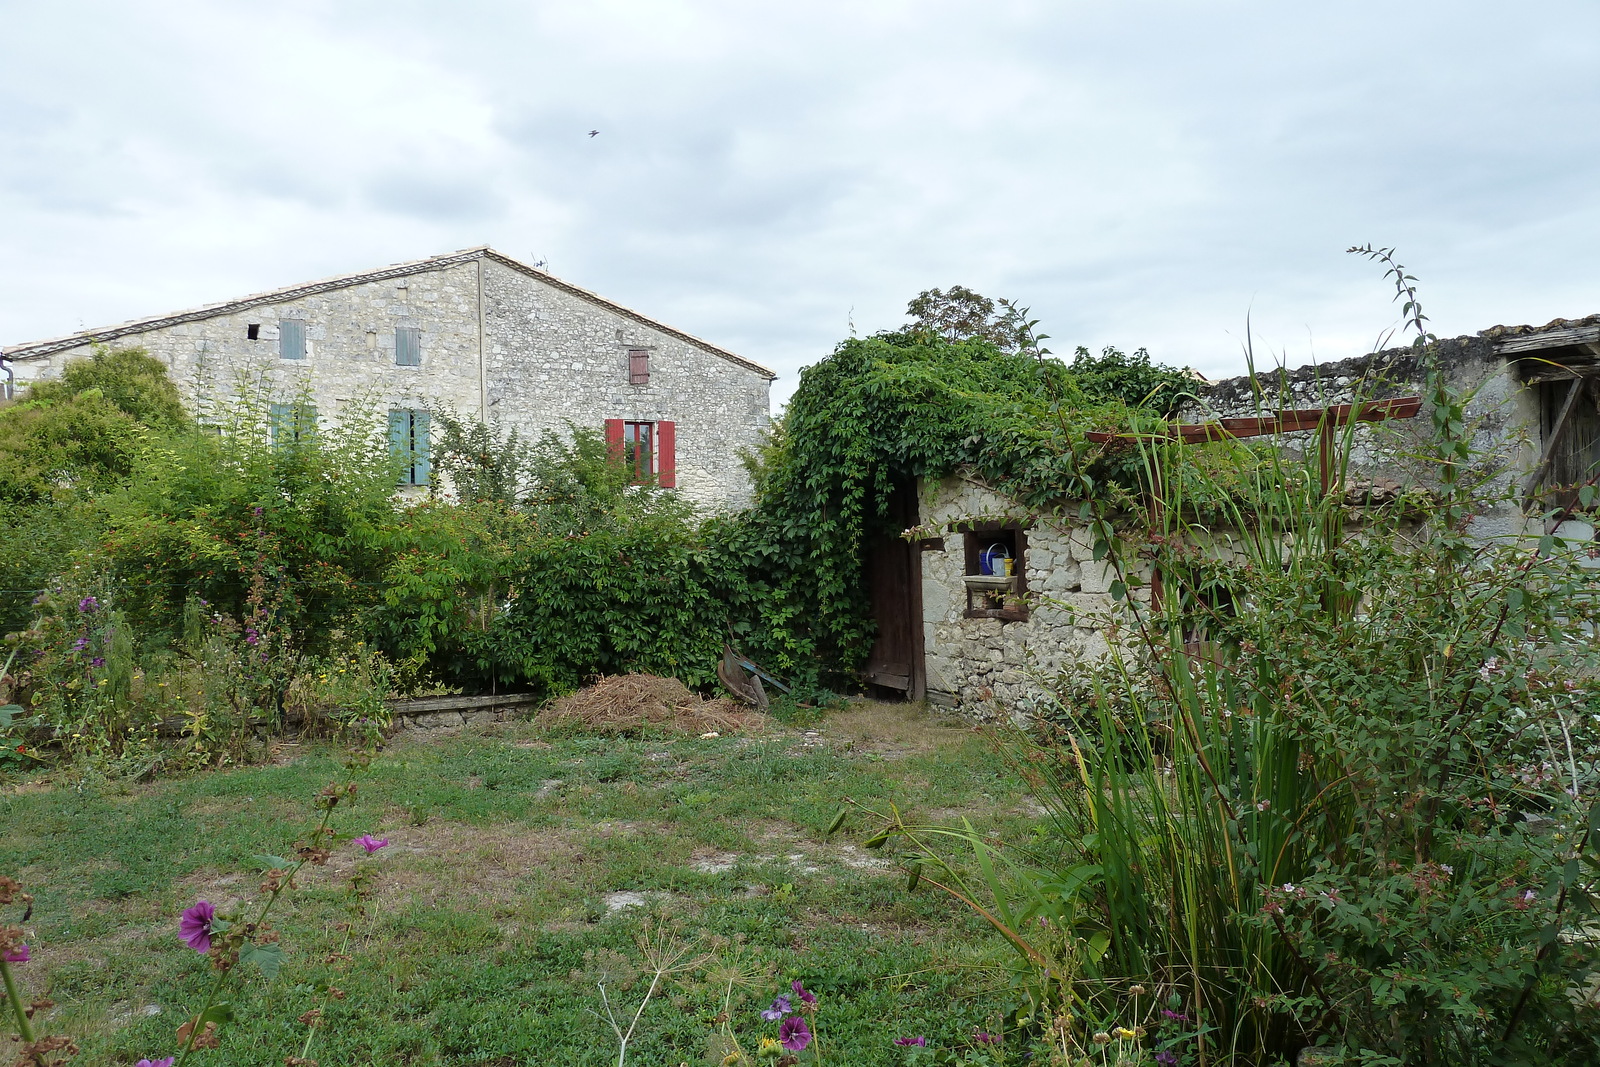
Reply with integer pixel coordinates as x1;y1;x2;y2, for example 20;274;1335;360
0;701;1039;1065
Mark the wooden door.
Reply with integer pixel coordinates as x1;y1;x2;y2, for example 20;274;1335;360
862;478;925;699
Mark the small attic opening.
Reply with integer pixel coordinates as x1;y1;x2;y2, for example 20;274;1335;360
246;323;260;340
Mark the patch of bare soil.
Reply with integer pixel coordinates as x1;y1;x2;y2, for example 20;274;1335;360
355;820;579;907
538;674;768;736
821;699;978;754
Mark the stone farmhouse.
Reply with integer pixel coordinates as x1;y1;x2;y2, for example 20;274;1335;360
0;247;775;510
861;315;1600;717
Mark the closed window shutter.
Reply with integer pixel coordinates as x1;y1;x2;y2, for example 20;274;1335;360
388;410;409;482
628;349;650;384
604;419;624;463
280;319;306;360
395;327;421;366
657;420;676;488
413;410;430;484
272;403;293;447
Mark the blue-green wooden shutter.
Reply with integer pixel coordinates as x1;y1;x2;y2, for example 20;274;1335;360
395;327;421;366
412;410;430;484
271;403;291;447
279;319;306;360
388;410;408;482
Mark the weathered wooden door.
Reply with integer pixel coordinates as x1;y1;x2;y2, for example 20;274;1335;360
862;478;925;699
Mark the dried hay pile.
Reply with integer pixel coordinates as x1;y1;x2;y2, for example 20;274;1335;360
537;674;767;736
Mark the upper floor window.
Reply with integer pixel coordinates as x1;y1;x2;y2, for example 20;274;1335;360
246;323;260;340
279;319;306;360
628;348;650;385
395;326;422;367
269;402;316;447
388;409;431;486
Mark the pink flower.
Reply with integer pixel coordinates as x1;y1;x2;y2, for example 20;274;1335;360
779;1014;812;1051
2;944;28;963
136;1059;176;1067
894;1036;927;1046
791;978;816;1005
179;900;215;953
356;834;389;853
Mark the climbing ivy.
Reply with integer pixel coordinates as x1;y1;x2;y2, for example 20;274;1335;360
708;332;1192;684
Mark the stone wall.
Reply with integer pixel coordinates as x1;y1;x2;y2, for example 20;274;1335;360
918;475;1146;719
481;260;772;510
3;250;773;511
1180;334;1538;541
5;260;485;426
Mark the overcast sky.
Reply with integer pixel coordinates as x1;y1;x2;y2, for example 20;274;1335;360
3;1;1597;405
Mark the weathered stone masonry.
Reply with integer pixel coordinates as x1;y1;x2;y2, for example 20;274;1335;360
1;247;775;510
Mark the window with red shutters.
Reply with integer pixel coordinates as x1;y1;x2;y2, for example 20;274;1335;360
605;419;676;487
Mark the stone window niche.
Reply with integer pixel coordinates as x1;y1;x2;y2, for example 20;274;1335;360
961;524;1028;621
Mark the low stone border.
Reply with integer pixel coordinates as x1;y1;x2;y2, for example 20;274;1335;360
152;692;542;738
389;692;540;731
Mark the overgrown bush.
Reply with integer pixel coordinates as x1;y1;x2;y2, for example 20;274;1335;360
860;257;1600;1065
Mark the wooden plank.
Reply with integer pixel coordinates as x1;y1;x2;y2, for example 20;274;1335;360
1494;325;1600;355
1523;377;1584;498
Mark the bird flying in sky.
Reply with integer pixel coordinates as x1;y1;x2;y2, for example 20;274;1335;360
588;129;599;137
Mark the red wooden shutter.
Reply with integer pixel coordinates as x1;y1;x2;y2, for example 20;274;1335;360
604;419;625;463
657;420;676;488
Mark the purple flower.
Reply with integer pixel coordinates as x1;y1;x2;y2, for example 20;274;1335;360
791;979;815;1005
244;629;259;646
90;657;105;668
894;1036;927;1046
1156;1053;1177;1066
1161;1009;1189;1022
78;596;99;613
760;993;792;1021
974;1031;999;1044
71;637;88;652
136;1059;176;1067
179;900;215;953
778;1014;812;1051
3;944;29;963
356;834;389;854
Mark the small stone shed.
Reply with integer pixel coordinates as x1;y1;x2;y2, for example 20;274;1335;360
864;316;1600;717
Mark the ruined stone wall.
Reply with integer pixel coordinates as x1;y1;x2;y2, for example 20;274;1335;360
918;475;1147;720
1180;334;1537;541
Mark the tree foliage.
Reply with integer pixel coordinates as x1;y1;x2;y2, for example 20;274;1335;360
0;347;190;503
903;285;1039;352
